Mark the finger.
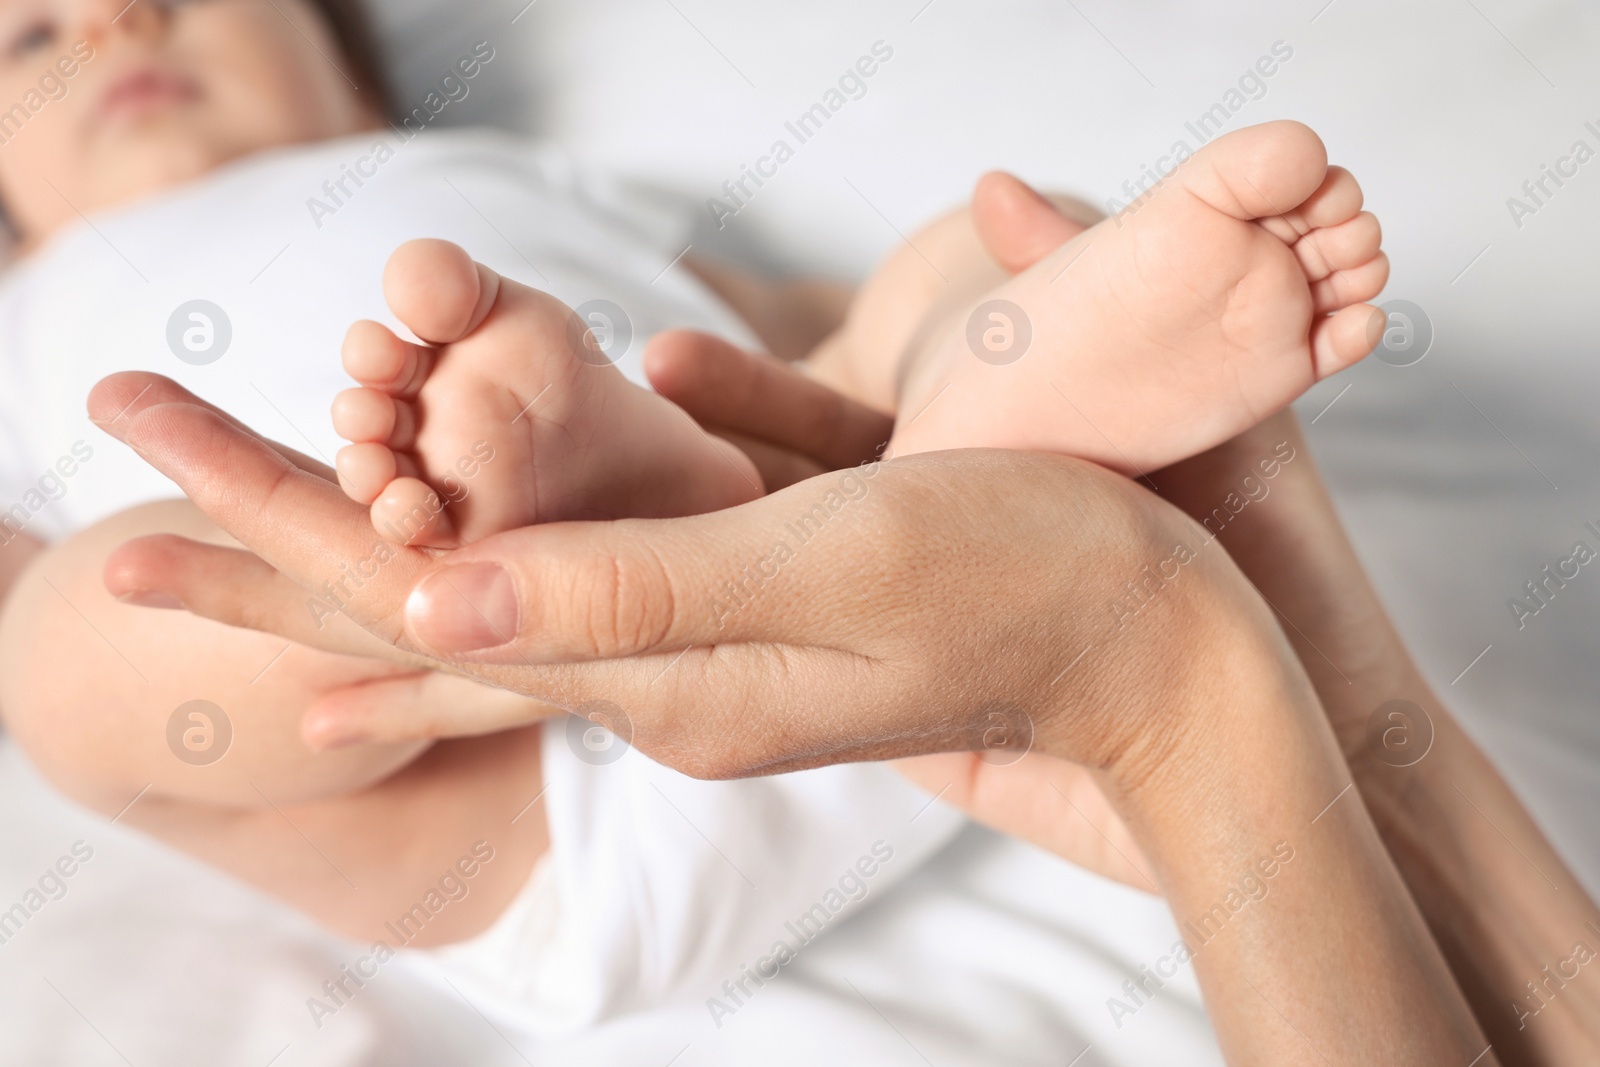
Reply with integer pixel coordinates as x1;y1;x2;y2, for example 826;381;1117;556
972;171;1093;273
89;374;431;638
303;671;567;749
103;534;430;665
645;330;893;471
396;454;919;661
90;371;337;482
325;449;1143;779
711;427;829;491
396;449;1084;667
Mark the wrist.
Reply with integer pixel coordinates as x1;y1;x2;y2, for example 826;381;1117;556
1019;461;1320;782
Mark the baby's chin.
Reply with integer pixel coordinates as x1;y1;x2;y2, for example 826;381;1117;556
75;110;343;230
88;122;247;206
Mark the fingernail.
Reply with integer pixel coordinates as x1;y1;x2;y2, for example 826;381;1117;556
307;729;364;751
406;563;518;653
119;591;183;610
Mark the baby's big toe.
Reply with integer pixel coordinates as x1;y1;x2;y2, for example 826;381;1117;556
383;239;500;345
1182;120;1329;223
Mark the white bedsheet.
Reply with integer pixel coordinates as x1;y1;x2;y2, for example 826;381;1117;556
5;0;1598;1063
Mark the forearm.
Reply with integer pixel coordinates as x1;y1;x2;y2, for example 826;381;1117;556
1098;596;1492;1064
1155;414;1600;1062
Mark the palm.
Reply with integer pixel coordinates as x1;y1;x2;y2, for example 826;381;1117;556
894;751;1158;893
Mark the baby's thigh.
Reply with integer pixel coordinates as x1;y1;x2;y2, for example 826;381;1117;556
0;498;428;811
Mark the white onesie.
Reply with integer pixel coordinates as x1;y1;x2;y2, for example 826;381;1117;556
0;127;964;1034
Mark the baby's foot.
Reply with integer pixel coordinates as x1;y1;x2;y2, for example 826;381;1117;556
893;121;1389;472
333;239;761;546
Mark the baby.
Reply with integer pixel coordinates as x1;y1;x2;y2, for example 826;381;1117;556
0;0;1385;1042
0;0;975;1031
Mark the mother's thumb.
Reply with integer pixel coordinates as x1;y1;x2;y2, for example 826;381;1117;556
400;500;802;663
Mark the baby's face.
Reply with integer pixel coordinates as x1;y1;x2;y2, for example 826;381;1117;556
0;0;378;249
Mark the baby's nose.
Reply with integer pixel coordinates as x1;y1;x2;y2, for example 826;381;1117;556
76;0;173;50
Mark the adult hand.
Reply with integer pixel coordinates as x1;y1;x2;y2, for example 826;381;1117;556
637;327;1158;888
91;371;1250;789
89;372;1500;1065
644;329;893;491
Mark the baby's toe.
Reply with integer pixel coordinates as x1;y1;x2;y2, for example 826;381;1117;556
1179;120;1329;222
334;387;395;442
1295;166;1365;230
1311;251;1390;313
1294;212;1382;283
371;477;457;548
336;443;399;506
383;239;500;346
343;320;432;395
1311;304;1387;378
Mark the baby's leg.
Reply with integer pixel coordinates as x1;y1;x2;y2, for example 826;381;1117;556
800;188;1104;414
0;500;545;943
332;240;762;547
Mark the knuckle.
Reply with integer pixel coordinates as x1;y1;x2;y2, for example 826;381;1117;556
567;543;678;658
